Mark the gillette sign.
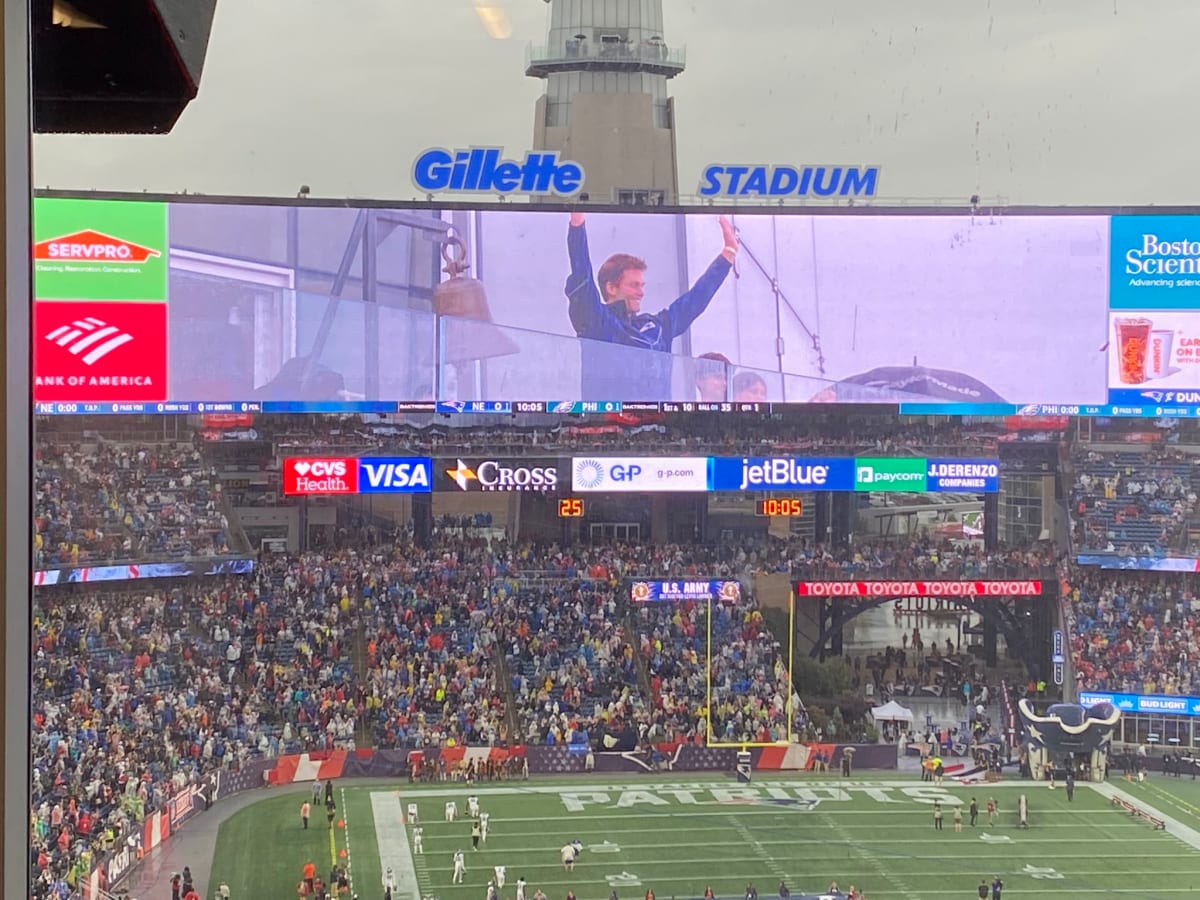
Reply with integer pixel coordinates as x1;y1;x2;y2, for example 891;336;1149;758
283;457;433;495
412;148;585;196
710;457;855;492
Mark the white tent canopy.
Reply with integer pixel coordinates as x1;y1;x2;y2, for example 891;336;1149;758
870;700;915;723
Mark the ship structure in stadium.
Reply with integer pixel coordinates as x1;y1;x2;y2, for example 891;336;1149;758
526;0;684;204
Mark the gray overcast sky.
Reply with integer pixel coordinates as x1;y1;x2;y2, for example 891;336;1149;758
31;0;1200;205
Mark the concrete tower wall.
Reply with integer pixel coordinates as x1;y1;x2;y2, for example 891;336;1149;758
529;0;682;202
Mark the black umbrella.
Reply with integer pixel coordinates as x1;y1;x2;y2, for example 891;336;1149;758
809;364;1008;404
253;355;346;402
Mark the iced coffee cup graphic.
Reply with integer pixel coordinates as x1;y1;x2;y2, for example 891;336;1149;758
1114;317;1153;384
1148;329;1175;380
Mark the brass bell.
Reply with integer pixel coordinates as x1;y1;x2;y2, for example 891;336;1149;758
433;235;518;364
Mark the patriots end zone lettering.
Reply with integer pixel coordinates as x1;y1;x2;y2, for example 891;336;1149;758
559;785;959;812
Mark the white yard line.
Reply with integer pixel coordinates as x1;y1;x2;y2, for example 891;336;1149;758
372;791;422;900
340;788;356;896
818;808;919;900
1087;782;1200;852
729;817;789;882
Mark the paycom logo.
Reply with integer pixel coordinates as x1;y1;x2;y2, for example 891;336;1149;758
854;458;927;492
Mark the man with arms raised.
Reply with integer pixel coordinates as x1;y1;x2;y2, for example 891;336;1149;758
565;212;738;400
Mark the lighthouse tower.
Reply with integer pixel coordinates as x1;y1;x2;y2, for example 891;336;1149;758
525;0;685;204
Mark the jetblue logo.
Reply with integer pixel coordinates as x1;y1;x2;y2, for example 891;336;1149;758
412;147;585;196
742;458;831;489
699;164;879;198
358;458;432;493
711;456;854;492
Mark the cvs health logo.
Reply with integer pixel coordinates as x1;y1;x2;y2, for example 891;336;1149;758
283;458;358;495
34;301;168;403
359;458;433;494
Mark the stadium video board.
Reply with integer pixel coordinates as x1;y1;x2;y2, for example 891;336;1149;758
31;192;1200;418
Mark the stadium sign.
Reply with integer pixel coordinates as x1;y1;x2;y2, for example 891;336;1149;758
795;581;1042;597
571;456;710;493
1079;691;1200;717
437;457;562;492
698;164;879;199
630;580;741;603
283;458;360;495
34;300;168;403
412;147;585;196
925;459;1000;492
34;197;169;301
854;457;926;492
711;457;855;492
282;457;434;495
35;230;161;263
358;458;433;493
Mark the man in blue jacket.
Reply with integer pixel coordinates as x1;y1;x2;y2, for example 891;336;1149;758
564;211;738;400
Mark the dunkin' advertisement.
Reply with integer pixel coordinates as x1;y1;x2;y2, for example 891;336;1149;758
1108;312;1200;404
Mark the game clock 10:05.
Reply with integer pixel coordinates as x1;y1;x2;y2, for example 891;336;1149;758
558;498;585;518
756;498;802;517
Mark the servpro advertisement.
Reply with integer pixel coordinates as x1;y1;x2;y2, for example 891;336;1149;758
34;197;169;302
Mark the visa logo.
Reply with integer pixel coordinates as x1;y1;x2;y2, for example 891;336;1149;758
359;459;432;492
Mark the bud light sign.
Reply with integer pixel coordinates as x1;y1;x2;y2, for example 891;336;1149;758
412;148;585;196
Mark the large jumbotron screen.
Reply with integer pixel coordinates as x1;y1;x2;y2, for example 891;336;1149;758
31;192;1200;418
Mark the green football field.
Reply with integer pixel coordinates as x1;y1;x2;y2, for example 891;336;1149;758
209;773;1200;899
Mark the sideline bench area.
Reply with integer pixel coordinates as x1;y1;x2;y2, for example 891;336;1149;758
1112;794;1167;830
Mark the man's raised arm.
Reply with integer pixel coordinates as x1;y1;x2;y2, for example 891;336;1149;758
662;215;739;339
564;211;605;337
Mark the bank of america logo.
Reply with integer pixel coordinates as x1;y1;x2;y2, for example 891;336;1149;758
45;317;134;365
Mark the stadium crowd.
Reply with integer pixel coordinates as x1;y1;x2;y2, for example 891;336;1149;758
30;520;1080;900
266;413;1003;459
28;525;1065;898
1063;569;1198;697
35;440;237;569
1070;446;1200;556
29;560;357;899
